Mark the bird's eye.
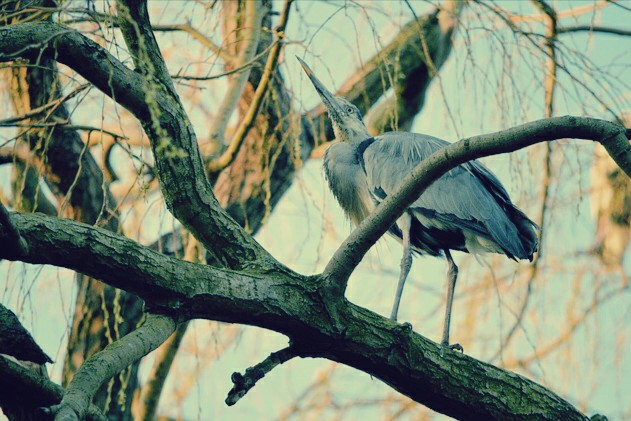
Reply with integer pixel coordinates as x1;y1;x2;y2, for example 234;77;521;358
346;107;354;114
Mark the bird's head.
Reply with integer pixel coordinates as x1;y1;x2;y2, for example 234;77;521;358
297;57;370;143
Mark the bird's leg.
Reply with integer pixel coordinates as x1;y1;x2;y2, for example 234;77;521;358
390;214;412;321
441;249;463;351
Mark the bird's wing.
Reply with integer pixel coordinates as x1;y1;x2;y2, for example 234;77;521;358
361;132;532;259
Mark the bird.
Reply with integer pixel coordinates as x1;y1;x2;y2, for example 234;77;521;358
298;57;539;349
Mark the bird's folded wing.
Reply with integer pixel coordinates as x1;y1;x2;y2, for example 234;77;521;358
362;132;529;259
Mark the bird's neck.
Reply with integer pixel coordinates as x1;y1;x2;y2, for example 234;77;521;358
333;124;371;144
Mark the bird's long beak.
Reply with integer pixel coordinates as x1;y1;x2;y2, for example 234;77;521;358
297;56;342;117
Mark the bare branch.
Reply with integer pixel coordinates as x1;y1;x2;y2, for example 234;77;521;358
0;120;128;140
558;25;631;36
226;345;297;406
115;1;282;268
303;3;460;144
171;40;278;81
115;0;178;99
48;314;176;421
493;0;559;358
322;116;630;287
488;0;609;24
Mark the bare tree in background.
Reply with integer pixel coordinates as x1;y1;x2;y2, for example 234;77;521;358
0;0;630;420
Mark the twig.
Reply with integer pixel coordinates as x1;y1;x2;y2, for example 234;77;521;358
226;345;297;406
558;25;631;36
0;83;88;125
0;121;128;140
151;23;227;60
322;116;630;289
63;11;229;60
206;0;294;174
487;0;609;24
171;40;277;81
0;202;29;256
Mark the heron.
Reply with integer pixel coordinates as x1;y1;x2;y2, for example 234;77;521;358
298;57;539;349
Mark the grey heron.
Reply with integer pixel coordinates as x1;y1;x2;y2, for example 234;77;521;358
298;57;539;349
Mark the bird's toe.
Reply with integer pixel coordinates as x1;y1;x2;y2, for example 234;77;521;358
440;341;464;353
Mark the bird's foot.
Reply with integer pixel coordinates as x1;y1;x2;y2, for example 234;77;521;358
392;321;413;333
440;341;463;353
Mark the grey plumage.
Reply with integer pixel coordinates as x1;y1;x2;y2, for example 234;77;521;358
299;57;538;348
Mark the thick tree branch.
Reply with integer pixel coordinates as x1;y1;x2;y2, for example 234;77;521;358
0;211;599;419
0;21;278;270
116;0;178;99
49;314;176;421
323;116;630;286
0;212;311;324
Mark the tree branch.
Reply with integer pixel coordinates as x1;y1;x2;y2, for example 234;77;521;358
0;4;142;413
323;116;630;286
48;314;176;421
558;25;631;36
226;345;297;406
115;0;178;99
